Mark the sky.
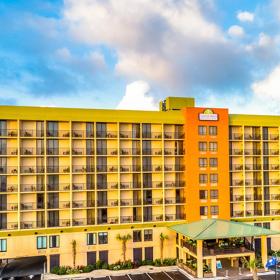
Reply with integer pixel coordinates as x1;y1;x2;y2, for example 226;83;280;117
0;0;280;114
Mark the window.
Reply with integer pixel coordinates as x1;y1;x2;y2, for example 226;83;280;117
209;158;218;167
98;232;108;244
209;126;217;136
145;247;153;261
210;174;218;184
87;233;97;245
50;254;60;270
0;239;6;252
210;190;218;199
198;126;207;135
199;174;208;184
37;236;47;249
211;206;219;215
263;222;270;229
99;250;108;264
200;206;208;216
49;235;59;248
199;142;207;152
133;230;142;242
209;142;218;152
199;158;207;168
144;229;153;241
199;190;208;200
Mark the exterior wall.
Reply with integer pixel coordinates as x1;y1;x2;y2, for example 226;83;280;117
0;226;176;270
183;107;230;222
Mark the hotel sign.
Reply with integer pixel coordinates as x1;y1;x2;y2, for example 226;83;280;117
199;109;218;121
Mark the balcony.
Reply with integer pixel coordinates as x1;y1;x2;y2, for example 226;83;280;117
72;183;94;191
265;209;280;216
0;148;18;156
265;179;280;186
165;197;185;204
46;130;70;138
244;164;262;171
20;202;39;211
47;201;70;209
246;210;262;216
0;129;17;137
20;129;44;137
46;166;70;173
120;148;140;155
96;148;118;155
143;198;163;205
244;149;261;155
96;165;118;172
119;131;140;139
47;183;70;191
143;181;163;188
120;216;142;223
96;182;118;190
0;222;19;230
245;195;262;201
165;213;186;221
20;184;44;192
97;199;118;207
72;165;95;173
164;132;184;139
97;217;119;224
0;203;18;211
244;134;261;140
231;211;244;217
231;195;244;202
120;165;141;172
72;200;95;208
47;148;70;155
120;182;141;189
0;184;18;192
245;180;262;186
230;149;243;155
164;165;185;172
142;132;162;139
164;181;185;188
21;221;45;229
0;166;18;174
20;166;45;174
142;149;162;156
229;133;243;140
263;149;279;156
164;148;184;155
230;164;243;171
269;194;280;200
96;131;117;138
73;218;95;226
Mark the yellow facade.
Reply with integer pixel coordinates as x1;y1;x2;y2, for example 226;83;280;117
0;97;279;271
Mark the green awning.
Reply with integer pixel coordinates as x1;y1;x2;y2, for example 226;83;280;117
169;219;280;240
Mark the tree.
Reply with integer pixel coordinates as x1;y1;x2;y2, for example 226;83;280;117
241;257;258;280
116;234;132;262
159;233;169;263
71;240;77;268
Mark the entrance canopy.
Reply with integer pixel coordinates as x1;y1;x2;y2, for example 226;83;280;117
169;219;280;240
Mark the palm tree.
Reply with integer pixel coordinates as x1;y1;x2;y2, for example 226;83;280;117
241;257;258;280
159;233;169;263
116;234;132;262
71;240;77;268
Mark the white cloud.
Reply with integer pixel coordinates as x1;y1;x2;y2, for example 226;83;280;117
228;25;244;37
237;11;254;22
117;81;157;110
63;0;248;90
252;65;280;103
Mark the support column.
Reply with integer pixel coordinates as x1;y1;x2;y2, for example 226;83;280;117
261;235;268;270
197;240;203;278
211;257;217;277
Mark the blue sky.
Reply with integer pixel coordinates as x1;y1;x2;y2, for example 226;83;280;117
0;0;280;113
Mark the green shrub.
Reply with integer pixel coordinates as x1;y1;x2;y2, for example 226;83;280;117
154;259;162;266
51;266;70;275
141;259;154;266
101;262;109;269
162;258;176;266
82;264;96;272
95;260;104;269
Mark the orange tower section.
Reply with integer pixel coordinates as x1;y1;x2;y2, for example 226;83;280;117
183;107;230;222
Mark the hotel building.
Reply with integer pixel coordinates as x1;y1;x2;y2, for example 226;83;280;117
0;97;279;275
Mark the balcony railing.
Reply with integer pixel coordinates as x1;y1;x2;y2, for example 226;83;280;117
96;182;119;190
96;131;117;138
72;183;94;191
46;130;70;138
0;222;19;230
47;184;70;191
97;199;118;207
0;184;18;192
96;148;118;155
119;131;140;139
0;148;18;155
73;218;95;226
20;202;40;210
72;165;95;173
20;221;45;229
165;213;186;221
120;216;142;223
46;166;70;173
0;129;18;137
46;148;70;155
47;201;70;209
165;197;185;204
20;130;44;137
72;200;95;208
231;195;244;202
269;194;280;200
120;148;141;155
96;165;118;172
246;210;262;216
0;166;18;174
20;166;45;174
231;211;244;217
143;198;163;205
230;149;243;155
229;133;243;140
244;149;261;155
20;184;44;192
119;182;141;189
97;217;119;224
265;209;280;216
244;134;261;140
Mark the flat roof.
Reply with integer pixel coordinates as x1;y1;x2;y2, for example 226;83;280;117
168;219;280;240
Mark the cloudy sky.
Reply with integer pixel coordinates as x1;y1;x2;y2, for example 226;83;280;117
0;0;280;114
